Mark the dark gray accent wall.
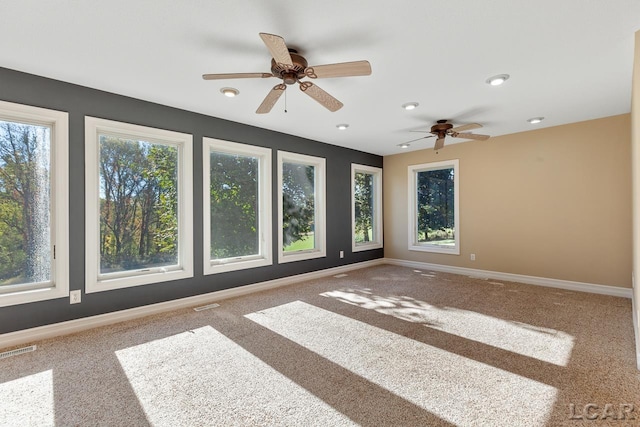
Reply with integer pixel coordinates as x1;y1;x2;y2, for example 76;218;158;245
0;67;383;334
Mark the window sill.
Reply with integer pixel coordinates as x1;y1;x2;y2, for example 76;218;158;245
205;257;272;275
278;249;326;264
86;268;193;294
0;284;69;307
409;244;460;255
353;242;383;252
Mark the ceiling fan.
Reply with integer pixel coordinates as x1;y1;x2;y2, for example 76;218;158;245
406;120;490;150
202;33;371;114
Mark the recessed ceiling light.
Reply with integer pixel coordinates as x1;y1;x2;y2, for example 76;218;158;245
527;117;544;124
486;74;510;86
398;143;410;149
336;124;349;130
220;87;239;97
402;102;419;110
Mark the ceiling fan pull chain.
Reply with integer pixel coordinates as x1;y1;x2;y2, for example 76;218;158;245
284;88;287;113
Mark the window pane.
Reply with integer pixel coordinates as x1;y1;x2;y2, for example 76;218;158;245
416;167;455;246
0;120;52;287
354;172;375;244
282;162;315;252
210;151;259;259
99;135;178;274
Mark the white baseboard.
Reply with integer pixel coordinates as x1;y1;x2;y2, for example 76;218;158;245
632;274;640;370
384;258;633;299
634;293;639;371
0;259;384;350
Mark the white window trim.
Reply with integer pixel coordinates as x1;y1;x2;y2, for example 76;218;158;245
0;101;69;307
203;138;272;274
408;159;460;255
277;151;326;264
351;164;383;252
85;117;193;293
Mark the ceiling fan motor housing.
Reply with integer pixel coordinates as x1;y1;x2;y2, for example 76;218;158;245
431;121;453;136
271;50;308;85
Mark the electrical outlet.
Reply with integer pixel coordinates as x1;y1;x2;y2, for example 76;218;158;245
339;250;344;259
470;253;476;261
70;290;81;304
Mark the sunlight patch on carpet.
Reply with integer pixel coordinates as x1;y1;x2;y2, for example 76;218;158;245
321;289;574;366
115;326;350;426
0;370;53;426
246;300;557;427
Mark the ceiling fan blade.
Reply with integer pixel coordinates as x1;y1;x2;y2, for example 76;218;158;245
259;33;293;67
299;81;343;112
256;84;286;114
434;137;446;150
202;72;273;80
304;60;372;79
404;135;435;144
409;130;432;133
453;132;490;140
450;123;482;133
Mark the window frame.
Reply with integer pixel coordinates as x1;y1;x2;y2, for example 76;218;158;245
408;159;460;255
85;117;193;293
203;138;272;274
277;150;326;264
0;100;69;307
351;164;383;252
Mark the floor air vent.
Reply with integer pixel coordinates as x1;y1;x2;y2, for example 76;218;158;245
193;303;220;312
0;345;37;360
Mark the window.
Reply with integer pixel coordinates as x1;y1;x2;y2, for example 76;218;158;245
408;159;460;254
0;100;69;307
85;117;193;293
278;151;326;263
203;138;272;274
352;164;383;251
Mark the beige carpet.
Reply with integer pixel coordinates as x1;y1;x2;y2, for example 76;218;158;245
1;265;638;426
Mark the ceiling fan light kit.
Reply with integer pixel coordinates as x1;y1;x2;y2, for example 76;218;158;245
203;32;372;114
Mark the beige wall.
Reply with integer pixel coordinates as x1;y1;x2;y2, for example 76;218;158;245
384;114;632;288
631;30;639;367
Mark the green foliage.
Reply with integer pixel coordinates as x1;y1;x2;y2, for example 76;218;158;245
209;154;322;257
419;228;455;242
417;168;455;242
209;151;259;259
147;145;178;255
354;172;374;244
0;201;25;284
283;233;315;251
0;121;50;285
99;136;178;273
282;163;315;249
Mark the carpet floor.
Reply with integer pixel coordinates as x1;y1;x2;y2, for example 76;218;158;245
1;265;638;426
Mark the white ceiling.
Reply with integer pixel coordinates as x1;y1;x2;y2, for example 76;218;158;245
1;0;639;155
